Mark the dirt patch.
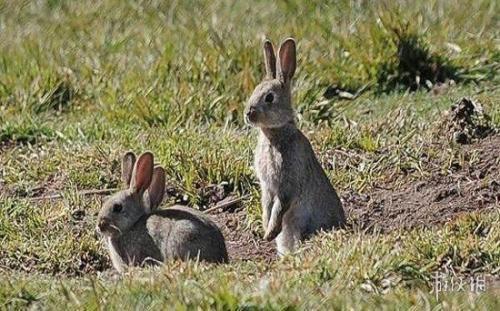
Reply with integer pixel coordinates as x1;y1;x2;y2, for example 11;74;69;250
345;134;500;233
210;206;276;262
439;98;495;144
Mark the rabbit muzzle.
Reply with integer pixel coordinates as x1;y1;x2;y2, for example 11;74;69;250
245;107;259;124
97;217;119;236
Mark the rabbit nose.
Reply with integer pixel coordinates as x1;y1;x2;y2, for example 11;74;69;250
246;107;258;122
97;218;110;232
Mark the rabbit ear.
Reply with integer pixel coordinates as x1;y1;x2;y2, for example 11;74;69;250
121;152;136;187
146;166;166;211
263;39;276;79
130;152;154;194
277;38;297;85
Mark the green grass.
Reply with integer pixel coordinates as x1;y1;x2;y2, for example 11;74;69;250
0;0;499;309
1;211;499;309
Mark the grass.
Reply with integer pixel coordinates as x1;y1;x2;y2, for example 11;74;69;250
0;0;499;309
1;211;499;309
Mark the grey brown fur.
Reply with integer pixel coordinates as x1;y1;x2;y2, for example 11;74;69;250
245;38;346;255
97;151;228;272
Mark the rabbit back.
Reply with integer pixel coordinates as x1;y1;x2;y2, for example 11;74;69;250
147;206;229;263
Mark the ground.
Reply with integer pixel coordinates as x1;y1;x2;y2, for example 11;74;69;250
215;134;500;262
0;0;499;309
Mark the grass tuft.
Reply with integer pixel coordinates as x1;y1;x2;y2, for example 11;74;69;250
377;27;460;93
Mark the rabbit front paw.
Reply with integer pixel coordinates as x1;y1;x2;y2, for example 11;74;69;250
263;223;281;241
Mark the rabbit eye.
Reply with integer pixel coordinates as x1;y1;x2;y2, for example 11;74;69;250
112;204;123;213
264;92;274;103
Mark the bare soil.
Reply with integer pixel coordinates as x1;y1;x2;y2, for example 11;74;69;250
345;134;500;233
211;207;276;262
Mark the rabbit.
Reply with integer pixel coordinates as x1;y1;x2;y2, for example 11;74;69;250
97;151;229;272
244;37;346;256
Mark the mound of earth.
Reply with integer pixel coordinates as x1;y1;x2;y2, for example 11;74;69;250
210;207;276;262
346;134;500;233
439;97;495;144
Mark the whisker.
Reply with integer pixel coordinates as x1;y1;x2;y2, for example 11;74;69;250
109;224;122;234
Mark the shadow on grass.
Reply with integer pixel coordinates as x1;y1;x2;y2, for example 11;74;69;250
376;24;461;93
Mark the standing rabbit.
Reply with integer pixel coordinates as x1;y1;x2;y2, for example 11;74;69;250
245;38;346;255
97;151;228;272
